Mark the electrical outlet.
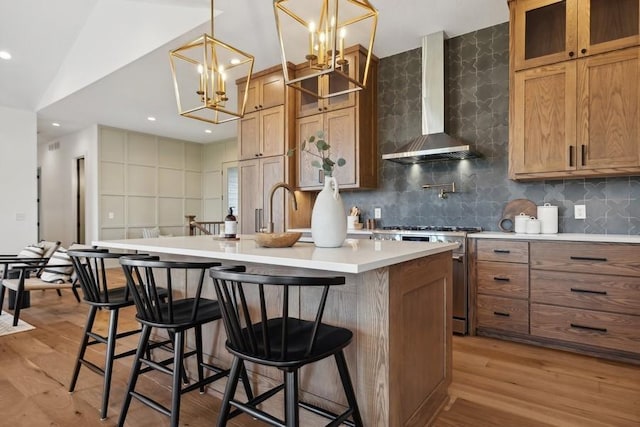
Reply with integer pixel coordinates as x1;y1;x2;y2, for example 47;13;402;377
574;204;586;219
374;208;381;219
108;212;115;219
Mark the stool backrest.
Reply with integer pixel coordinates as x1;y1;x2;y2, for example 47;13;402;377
209;266;346;362
120;256;220;327
68;249;126;304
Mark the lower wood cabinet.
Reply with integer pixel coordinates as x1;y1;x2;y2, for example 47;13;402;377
472;238;640;363
238;156;285;234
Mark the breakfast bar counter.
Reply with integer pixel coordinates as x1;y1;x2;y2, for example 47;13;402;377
94;235;457;426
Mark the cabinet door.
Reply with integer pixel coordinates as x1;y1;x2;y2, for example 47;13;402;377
325;108;357;186
297;114;325;188
241;79;260;112
296;72;322;118
577;47;640;169
239;112;260;160
260;72;286;109
513;0;578;70
261;156;286;233
324;51;358;112
238;159;261;234
510;62;577;176
577;0;640;58
260;105;285;157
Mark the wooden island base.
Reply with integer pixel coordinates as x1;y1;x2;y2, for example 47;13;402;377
95;237;453;426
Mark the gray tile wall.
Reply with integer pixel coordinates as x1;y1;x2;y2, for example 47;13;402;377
340;22;640;234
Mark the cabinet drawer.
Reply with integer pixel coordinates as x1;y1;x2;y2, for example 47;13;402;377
531;242;640;276
477;240;529;263
531;303;640;354
477;261;529;298
531;270;640;315
477;295;529;334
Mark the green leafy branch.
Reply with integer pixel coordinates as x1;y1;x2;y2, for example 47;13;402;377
287;131;346;176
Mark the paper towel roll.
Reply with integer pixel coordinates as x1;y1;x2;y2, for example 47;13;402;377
537;203;558;234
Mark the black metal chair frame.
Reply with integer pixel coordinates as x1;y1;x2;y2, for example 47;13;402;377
117;256;253;427
209;266;363;427
67;249;171;421
0;256;80;326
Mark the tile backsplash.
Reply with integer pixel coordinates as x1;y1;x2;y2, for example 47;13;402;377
340;22;640;235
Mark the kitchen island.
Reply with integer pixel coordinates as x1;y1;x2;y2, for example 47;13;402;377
94;235;457;426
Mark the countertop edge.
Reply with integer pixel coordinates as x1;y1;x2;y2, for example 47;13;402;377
469;231;640;244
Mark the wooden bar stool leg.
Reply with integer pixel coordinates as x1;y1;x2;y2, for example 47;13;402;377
195;324;205;393
216;357;243;427
69;305;98;392
335;350;363;427
100;308;119;420
118;324;152;427
284;369;299;427
170;331;185;427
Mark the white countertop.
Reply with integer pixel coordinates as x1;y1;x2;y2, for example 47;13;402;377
288;228;374;236
93;235;457;274
470;231;640;244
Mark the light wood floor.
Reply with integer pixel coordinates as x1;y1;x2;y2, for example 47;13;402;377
1;282;638;426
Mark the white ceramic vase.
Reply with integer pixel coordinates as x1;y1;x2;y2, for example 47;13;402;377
311;176;347;248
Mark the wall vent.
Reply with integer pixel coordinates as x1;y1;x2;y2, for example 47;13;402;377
48;141;60;151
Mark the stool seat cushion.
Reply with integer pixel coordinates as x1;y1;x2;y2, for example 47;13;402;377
3;277;74;291
136;298;221;330
230;317;353;366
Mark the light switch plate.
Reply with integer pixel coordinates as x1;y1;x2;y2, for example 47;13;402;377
374;208;381;219
574;205;586;219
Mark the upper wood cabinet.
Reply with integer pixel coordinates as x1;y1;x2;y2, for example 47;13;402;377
512;0;640;71
510;47;640;179
295;48;360;118
294;45;378;191
238;64;286;112
239;105;285;160
509;0;640;180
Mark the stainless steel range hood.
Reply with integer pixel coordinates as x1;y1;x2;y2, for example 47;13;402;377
382;32;480;164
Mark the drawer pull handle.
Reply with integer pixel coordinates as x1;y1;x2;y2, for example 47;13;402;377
570;323;607;333
570;256;607;262
493;311;510;317
570;287;607;295
493;276;511;282
493;249;511;254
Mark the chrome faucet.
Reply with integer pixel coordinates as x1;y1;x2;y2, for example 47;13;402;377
267;182;298;233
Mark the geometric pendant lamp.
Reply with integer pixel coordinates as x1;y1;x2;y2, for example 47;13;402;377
273;0;377;99
169;0;254;124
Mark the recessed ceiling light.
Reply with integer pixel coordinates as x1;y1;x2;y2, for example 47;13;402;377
0;51;11;60
147;116;156;121
230;58;241;65
205;129;212;134
52;122;60;127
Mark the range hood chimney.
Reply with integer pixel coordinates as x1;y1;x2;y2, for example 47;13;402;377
382;32;480;164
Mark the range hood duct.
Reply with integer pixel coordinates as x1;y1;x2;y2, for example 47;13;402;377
382;32;480;164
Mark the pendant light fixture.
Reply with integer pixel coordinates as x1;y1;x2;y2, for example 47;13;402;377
273;0;377;99
169;0;254;124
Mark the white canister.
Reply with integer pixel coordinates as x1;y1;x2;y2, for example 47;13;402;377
514;212;530;233
537;203;558;234
526;217;542;234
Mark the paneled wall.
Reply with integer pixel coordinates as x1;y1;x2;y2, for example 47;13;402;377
341;23;640;234
201;139;237;221
98;126;203;239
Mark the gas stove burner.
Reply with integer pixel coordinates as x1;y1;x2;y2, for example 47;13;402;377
382;225;482;233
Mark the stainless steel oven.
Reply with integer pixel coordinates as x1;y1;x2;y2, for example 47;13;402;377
371;226;481;335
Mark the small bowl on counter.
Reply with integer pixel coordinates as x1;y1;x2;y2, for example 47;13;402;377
254;232;302;248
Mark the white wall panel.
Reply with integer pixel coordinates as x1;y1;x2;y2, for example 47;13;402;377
100;162;124;194
158;197;183;226
158;168;184;197
185;171;202;198
158;137;184;169
128;132;156;165
101;195;125;227
185;198;202;219
185;143;202;171
100;127;125;163
127;165;156;195
127;196;155;226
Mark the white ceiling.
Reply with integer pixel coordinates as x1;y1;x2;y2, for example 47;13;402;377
0;0;509;145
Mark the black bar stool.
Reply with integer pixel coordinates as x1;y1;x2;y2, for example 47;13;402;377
67;249;164;420
209;266;363;427
117;256;252;427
